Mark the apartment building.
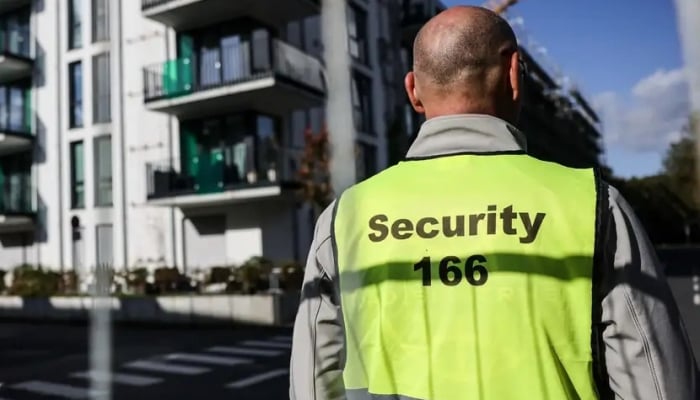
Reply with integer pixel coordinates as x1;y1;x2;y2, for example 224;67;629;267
0;0;400;274
395;0;604;169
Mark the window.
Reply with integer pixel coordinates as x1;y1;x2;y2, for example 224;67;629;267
0;83;30;133
347;5;368;64
92;53;111;123
68;0;82;49
96;224;113;267
70;141;85;209
92;0;109;42
94;135;112;207
69;62;83;128
256;115;278;180
356;141;377;181
0;9;31;57
351;72;373;134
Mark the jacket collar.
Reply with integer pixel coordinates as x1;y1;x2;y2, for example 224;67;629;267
406;114;528;159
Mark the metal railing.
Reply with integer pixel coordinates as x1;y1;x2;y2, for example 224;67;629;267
142;37;325;102
146;150;286;200
141;0;175;10
0;180;34;214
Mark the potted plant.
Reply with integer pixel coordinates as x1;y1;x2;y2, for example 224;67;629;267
247;170;257;184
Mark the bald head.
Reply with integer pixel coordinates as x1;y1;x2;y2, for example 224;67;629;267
405;6;523;123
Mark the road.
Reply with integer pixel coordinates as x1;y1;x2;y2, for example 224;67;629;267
0;322;292;399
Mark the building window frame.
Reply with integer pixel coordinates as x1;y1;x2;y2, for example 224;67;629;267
68;61;83;128
347;4;369;65
356;140;377;181
70;140;85;209
91;0;110;43
92;52;111;123
351;70;373;135
94;135;112;207
68;0;82;50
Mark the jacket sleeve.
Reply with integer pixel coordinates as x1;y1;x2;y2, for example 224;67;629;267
290;201;347;400
600;184;698;399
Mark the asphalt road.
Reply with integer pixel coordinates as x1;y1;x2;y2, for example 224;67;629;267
0;322;292;399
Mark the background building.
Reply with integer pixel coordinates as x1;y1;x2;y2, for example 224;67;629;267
393;0;605;169
0;0;604;277
0;0;401;276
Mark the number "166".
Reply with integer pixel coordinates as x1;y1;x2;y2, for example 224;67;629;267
413;255;489;287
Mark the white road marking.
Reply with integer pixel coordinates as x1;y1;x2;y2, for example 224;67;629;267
240;340;292;349
71;371;163;386
10;381;90;399
225;369;289;389
164;353;253;366
207;346;283;357
124;360;209;375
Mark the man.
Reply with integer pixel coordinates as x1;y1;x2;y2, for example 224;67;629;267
290;6;697;400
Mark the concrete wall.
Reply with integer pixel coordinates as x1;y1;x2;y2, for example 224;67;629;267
0;293;300;326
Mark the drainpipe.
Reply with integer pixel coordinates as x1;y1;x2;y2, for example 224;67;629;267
116;0;128;271
165;28;177;270
55;0;65;271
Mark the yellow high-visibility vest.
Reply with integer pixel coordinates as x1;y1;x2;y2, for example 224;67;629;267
333;153;601;400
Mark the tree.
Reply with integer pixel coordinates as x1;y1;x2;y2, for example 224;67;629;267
611;117;700;244
297;126;334;213
662;119;699;210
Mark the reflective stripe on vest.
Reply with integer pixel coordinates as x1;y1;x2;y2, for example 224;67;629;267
333;154;600;400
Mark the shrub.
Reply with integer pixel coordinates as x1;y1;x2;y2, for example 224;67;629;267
279;261;304;291
8;264;61;297
125;267;149;295
154;267;195;294
232;257;273;294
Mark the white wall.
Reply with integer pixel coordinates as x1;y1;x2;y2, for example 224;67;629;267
119;0;174;270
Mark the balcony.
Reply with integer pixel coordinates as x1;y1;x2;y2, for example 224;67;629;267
0;26;32;83
143;37;325;119
0;181;35;233
146;148;299;209
141;0;319;31
0;0;30;15
0;102;33;156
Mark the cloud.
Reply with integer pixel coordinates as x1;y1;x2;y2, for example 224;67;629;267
593;68;690;153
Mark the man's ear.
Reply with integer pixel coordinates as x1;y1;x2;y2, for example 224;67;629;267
405;71;425;114
508;52;521;103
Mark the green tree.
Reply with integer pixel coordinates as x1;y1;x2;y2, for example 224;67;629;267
662;119;699;210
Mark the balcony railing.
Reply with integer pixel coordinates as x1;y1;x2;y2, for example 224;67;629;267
141;0;173;10
0;180;33;214
143;37;325;103
0;102;32;136
146;150;290;200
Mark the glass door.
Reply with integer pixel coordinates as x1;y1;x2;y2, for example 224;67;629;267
9;87;24;132
0;87;7;132
195;119;224;194
199;33;222;87
221;34;249;82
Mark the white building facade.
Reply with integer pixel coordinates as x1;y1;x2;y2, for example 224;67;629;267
0;0;407;275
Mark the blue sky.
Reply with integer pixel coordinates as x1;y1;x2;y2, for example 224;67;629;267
443;0;690;178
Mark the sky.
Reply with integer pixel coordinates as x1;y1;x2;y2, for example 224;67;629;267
443;0;690;178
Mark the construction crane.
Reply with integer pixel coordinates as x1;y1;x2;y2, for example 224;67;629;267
483;0;519;15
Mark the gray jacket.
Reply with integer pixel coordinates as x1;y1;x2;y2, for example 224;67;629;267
290;114;698;400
